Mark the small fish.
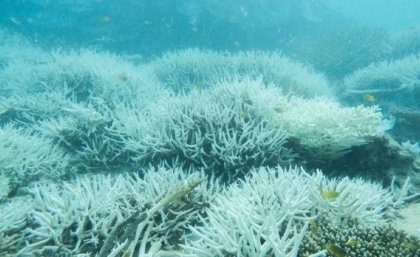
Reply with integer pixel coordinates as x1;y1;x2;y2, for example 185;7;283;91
274;107;285;114
194;84;201;92
403;242;417;251
144;20;153;25
239;111;248;121
233;41;241;47
346;238;358;247
363;94;375;102
309;218;318;233
321;191;340;199
325;243;348;257
117;74;128;82
100;16;110;22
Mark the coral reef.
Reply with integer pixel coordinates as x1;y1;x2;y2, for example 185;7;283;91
342;54;420;142
111;78;294;178
1;33;419;256
145;48;332;97
1;166;417;256
0;167;216;256
0;126;70;197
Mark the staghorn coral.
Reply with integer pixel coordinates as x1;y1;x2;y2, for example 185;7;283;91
4;166;217;256
111;78;294;179
343;54;420;99
0;197;33;255
0;126;70;196
0;166;416;256
342;54;420;142
0;47;167;106
275;96;386;160
145;48;332;98
182;166;417;257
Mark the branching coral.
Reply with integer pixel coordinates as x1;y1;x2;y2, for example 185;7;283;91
182;166;416;257
0;166;416;256
343;54;420;97
111;78;294;178
0;126;70;195
0;48;167;106
275;96;385;160
145;48;332;97
11;167;216;256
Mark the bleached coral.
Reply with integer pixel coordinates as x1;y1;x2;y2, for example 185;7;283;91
0;90;78;128
276;97;385;158
111;78;294;178
14;166;216;256
0;173;10;200
182;166;411;256
181;167;313;257
308;171;397;224
343;54;420;94
0;197;33;254
109;78;388;174
0;47;166;106
146;48;332;97
0;126;70;191
0;165;415;256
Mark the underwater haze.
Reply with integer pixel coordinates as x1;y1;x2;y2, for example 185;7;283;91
1;0;420;256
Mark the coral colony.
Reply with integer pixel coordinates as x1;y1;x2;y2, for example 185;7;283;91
1;30;420;256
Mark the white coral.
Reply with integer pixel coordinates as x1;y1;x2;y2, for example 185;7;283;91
183;166;413;257
112;78;293;176
16;166;216;256
146;48;332;97
0;126;70;185
343;54;420;94
183;166;312;257
276;97;385;158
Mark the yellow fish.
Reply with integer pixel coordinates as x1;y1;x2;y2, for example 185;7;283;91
346;238;358;247
325;243;348;257
403;242;417;251
363;94;375;102
274;107;285;114
117;74;128;81
321;191;340;199
194;84;201;92
309;218;318;233
239;111;248;121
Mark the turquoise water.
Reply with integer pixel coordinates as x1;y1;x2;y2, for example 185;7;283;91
1;1;420;256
